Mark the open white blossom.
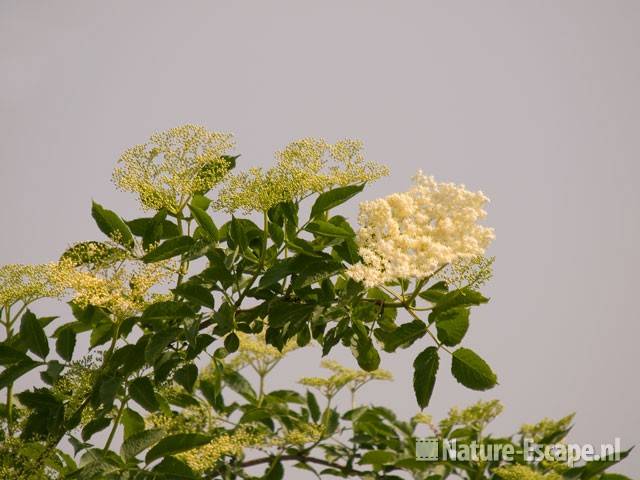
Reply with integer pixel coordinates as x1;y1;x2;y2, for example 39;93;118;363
346;171;494;287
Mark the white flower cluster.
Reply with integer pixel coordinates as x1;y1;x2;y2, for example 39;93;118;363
346;171;495;287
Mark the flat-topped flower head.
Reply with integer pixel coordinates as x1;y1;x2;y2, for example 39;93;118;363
0;263;69;307
215;137;388;213
347;171;495;287
299;359;392;397
113;124;235;213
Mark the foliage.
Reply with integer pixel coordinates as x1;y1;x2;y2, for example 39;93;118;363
0;126;631;479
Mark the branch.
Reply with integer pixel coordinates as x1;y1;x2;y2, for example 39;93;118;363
211;454;367;477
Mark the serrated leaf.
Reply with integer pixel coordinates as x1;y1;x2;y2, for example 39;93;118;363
129;377;159;412
20;310;49;359
310;184;364;219
378;320;427;352
91;201;134;248
188;205;218;241
173;283;215;309
142;236;195;263
56;328;76;362
0;359;40;389
307;390;320;422
434;307;470;347
82;417;112;441
121;407;145;440
305;220;352;239
145;328;180;363
360;450;397;466
413;346;439;409
121;428;165;461
451;348;497;391
174;364;198;393
0;344;30;365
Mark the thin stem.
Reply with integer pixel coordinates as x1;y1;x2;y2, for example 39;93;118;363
4;305;14;436
228;454;367;476
103;396;127;452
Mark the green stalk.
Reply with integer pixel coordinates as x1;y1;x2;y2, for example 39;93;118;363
4;305;14;436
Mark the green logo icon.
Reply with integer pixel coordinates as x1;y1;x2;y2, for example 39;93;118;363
416;437;439;461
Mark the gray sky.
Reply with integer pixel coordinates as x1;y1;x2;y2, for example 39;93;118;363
1;1;639;476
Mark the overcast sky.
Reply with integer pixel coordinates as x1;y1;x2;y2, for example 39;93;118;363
1;1;639;476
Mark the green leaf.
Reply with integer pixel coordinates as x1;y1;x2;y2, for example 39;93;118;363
82;417;112;441
145;433;212;463
310;184;364;219
0;359;40;389
224;332;239;353
142;236;195;263
291;259;344;290
17;388;61;409
451;348;497;391
152;456;197;478
360;450;397;466
418;281;448;302
56;328;76;362
305;220;352;239
434;308;470;347
172;283;215;309
121;407;145;440
121;428;165;461
145;328;180;363
20;310;49;359
222;369;256;401
263;459;284;480
268;301;315;329
0;344;30;365
431;288;489;314
307;390;320;422
413;346;440;409
354;338;380;371
188;205;218;241
377;320;427;353
129;377;160;412
91;201;134;248
174;364;198;393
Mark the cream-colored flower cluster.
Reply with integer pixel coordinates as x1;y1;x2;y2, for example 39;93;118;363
492;465;562;480
56;258;173;319
439;399;504;433
215;138;388;213
271;423;324;447
0;263;69;307
113;124;235;213
179;427;264;473
146;404;213;434
346;172;495;287
299;359;392;397
227;332;298;373
519;414;574;443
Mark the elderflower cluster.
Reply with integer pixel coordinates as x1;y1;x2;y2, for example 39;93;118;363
0;263;69;307
179;427;264;473
520;414;574;443
439;399;504;433
492;465;562;480
146;404;214;434
299;359;392;397
59;258;173;318
437;255;495;289
113;124;235;213
227;332;298;372
346;172;495;288
215;138;388;213
271;423;324;447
